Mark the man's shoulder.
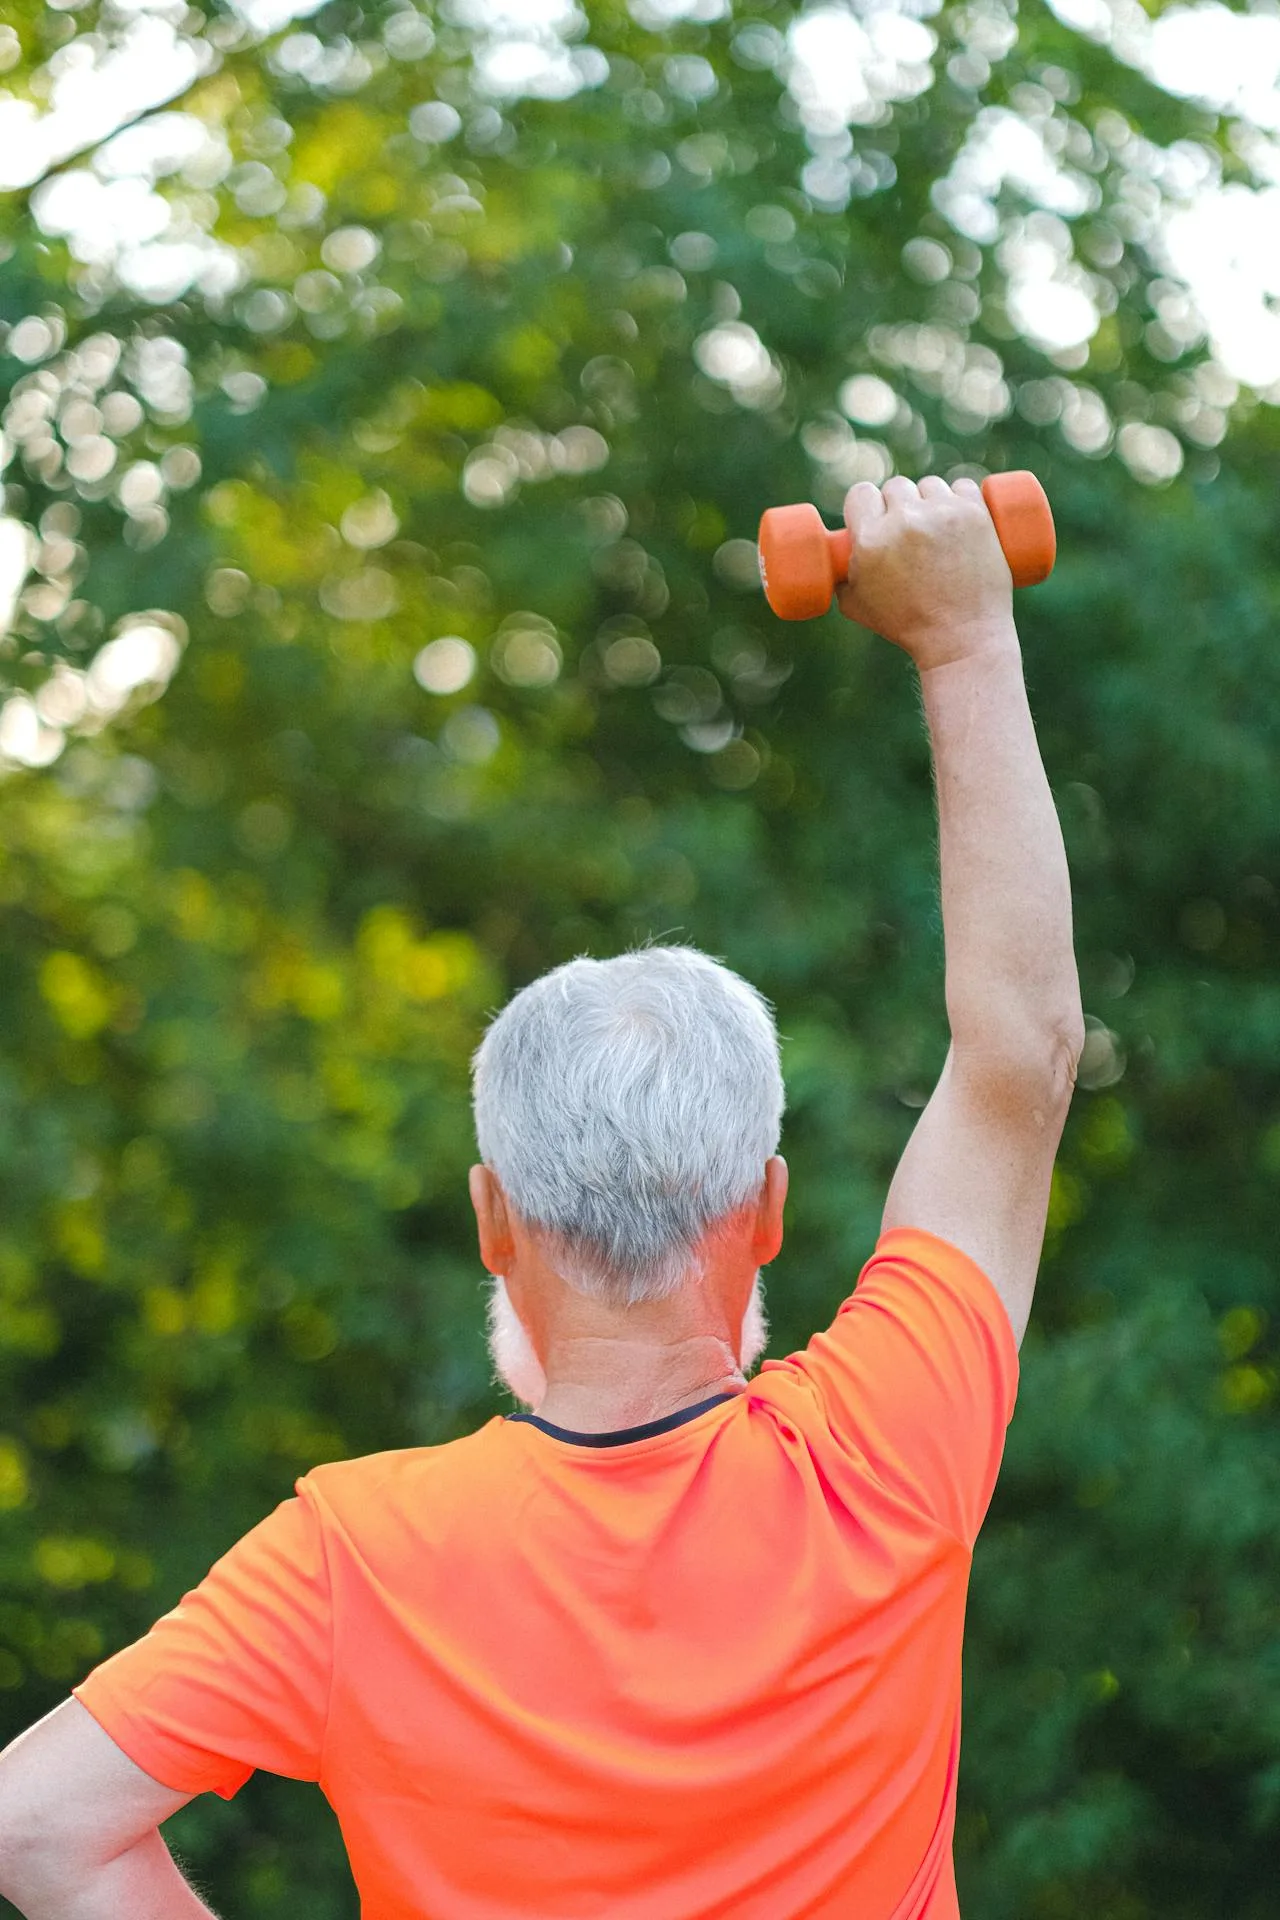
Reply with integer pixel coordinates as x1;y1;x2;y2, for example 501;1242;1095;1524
300;1419;511;1501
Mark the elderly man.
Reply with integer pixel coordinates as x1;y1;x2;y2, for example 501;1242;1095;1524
0;476;1084;1918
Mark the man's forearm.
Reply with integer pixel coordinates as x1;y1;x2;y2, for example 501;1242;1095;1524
0;1828;219;1920
917;615;1084;1059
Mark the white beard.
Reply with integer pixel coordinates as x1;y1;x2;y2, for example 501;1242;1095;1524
485;1274;770;1414
739;1275;770;1376
485;1275;549;1411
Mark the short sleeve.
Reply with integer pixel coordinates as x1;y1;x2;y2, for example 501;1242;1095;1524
773;1227;1019;1548
71;1475;332;1800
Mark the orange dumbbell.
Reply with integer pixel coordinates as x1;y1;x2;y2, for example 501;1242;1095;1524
757;470;1056;621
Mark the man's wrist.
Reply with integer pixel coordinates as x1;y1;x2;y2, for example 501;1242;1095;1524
910;615;1020;675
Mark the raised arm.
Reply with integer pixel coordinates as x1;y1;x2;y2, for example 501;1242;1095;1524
837;475;1085;1346
914;591;1082;1060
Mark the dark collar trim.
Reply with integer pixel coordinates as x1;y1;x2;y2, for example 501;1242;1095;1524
506;1391;739;1448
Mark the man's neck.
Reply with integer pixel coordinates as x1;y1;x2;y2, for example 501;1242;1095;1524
532;1342;746;1434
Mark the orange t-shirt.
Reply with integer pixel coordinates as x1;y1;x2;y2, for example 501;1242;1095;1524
72;1227;1018;1919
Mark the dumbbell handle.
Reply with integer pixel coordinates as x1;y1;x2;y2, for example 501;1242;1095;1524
757;470;1056;621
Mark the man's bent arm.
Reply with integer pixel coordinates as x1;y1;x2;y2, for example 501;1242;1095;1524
917;615;1084;1063
0;1827;219;1920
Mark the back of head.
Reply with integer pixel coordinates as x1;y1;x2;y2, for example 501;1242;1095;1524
472;944;785;1306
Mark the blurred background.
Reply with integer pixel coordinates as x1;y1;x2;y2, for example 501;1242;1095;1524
2;0;1279;1914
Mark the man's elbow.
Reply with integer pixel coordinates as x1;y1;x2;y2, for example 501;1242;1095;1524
1053;1008;1087;1091
953;1006;1085;1095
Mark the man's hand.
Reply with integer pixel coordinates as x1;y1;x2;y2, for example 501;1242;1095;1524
834;475;1016;670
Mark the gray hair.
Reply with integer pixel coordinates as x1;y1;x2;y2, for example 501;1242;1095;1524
471;944;785;1306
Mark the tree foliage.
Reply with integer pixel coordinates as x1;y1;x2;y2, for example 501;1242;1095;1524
1;1;1279;1914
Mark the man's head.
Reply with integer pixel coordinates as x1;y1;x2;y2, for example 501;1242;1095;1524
469;944;787;1411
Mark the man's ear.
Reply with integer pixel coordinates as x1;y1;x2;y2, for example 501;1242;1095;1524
752;1156;788;1264
469;1165;515;1275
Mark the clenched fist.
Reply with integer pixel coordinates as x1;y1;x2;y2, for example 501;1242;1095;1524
834;475;1017;671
